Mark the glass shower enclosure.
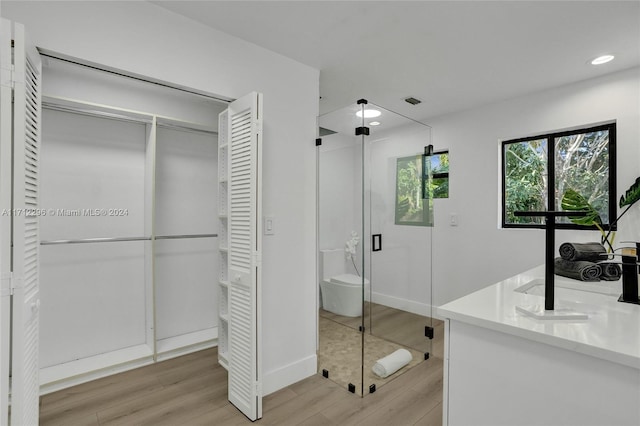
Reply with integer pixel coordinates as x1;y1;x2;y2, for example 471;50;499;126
317;99;434;396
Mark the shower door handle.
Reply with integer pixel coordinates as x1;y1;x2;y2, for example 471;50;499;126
372;234;382;252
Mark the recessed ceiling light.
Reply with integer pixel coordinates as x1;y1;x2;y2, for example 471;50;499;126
356;109;381;118
369;121;381;126
591;55;615;65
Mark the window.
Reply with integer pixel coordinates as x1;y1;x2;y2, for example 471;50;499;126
502;123;616;229
430;151;449;199
395;155;433;226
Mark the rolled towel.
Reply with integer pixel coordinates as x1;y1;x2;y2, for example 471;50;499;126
554;257;602;281
559;242;607;262
599;262;622;281
372;348;412;379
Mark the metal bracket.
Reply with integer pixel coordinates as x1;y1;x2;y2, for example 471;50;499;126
369;384;376;394
322;369;329;378
424;352;430;360
355;127;370;136
315;138;322;146
359;325;365;332
425;326;434;339
348;383;356;393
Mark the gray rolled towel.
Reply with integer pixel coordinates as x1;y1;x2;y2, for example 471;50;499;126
599;262;622;281
554;257;602;281
559;242;607;262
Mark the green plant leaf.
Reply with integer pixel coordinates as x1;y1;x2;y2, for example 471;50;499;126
561;188;602;225
620;177;640;208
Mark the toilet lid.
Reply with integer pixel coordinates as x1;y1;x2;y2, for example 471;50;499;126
331;274;369;285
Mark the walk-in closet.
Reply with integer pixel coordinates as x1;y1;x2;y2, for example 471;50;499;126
38;56;228;392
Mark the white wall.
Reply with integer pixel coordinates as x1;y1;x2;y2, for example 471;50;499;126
428;67;640;306
318;133;360;256
366;125;433;314
2;1;319;394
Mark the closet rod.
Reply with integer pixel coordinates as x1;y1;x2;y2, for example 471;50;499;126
40;234;218;246
156;234;218;240
40;236;150;246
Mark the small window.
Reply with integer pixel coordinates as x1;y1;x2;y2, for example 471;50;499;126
395;155;433;226
430;151;449;199
502;123;616;229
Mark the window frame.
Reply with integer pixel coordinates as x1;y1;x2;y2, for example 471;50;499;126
501;122;617;230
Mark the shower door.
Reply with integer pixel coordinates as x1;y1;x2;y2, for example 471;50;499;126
363;103;434;395
317;100;434;397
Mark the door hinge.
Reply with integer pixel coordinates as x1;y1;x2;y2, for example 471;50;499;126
252;252;262;267
355;126;370;136
0;272;15;296
0;64;15;89
425;326;434;339
0;273;12;296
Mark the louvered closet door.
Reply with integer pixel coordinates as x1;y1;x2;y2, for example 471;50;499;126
0;18;13;426
11;22;42;426
226;92;263;421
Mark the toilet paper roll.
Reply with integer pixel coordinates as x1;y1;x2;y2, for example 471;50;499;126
372;348;412;378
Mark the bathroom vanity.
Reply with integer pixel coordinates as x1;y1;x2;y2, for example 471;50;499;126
437;265;640;426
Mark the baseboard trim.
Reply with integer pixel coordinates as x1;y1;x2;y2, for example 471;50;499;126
371;292;434;317
40;329;219;395
156;328;217;362
263;353;317;396
39;344;155;395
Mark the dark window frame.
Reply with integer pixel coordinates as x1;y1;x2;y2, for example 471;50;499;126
501;122;617;230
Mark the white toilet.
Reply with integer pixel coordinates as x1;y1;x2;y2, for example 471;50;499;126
320;249;369;317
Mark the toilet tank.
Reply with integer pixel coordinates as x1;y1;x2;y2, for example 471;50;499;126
320;249;347;281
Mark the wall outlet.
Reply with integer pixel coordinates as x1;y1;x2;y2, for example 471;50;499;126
450;213;458;227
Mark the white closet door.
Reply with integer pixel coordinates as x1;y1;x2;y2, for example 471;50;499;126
10;21;41;426
0;18;13;426
226;92;263;421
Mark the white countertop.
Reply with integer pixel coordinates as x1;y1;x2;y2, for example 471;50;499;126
437;265;640;369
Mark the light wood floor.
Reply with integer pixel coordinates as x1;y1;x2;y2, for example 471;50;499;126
40;346;443;426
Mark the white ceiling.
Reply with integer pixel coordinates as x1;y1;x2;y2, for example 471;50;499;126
152;1;640;122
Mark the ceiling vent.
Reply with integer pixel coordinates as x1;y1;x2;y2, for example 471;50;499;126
404;97;422;105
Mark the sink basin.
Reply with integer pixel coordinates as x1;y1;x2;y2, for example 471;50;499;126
515;278;620;305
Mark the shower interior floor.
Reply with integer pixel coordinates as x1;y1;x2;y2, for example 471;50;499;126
318;303;444;396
